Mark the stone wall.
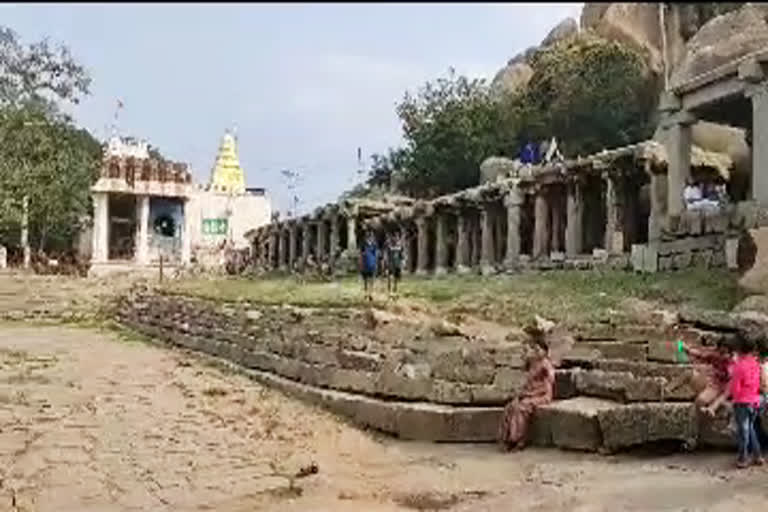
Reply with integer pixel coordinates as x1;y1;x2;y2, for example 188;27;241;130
115;292;526;407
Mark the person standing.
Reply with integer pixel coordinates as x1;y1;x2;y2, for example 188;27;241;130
731;336;764;468
360;231;378;302
384;232;405;299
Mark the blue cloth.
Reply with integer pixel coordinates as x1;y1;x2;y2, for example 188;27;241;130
362;242;378;274
520;142;541;165
734;404;762;462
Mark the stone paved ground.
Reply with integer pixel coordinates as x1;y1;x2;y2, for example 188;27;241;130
1;324;768;512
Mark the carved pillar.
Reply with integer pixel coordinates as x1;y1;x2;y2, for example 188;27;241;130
504;186;523;268
268;230;277;270
659;92;694;217
480;204;495;275
747;82;768;206
277;228;287;271
533;189;549;259
288;224;297;269
550;191;563;253
648;164;667;243
434;212;448;275
91;192;109;264
455;212;470;273
565;180;583;257
301;222;311;268
472;213;482;268
346;215;357;252
316;220;327;263
135;195;150;265
416;215;429;275
329;215;339;269
604;174;624;253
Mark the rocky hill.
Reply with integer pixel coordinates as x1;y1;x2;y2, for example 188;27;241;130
490;3;763;172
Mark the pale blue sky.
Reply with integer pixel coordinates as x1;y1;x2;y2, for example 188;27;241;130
1;2;582;214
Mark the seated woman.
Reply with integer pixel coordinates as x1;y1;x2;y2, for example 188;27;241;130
684;340;734;417
498;321;556;451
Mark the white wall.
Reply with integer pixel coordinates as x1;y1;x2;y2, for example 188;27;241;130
188;189;272;251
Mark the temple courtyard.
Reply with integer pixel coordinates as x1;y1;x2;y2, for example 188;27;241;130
0;323;766;512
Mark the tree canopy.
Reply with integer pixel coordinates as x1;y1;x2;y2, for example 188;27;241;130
355;32;655;199
0;25;99;256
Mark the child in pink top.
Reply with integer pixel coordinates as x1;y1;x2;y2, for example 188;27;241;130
731;336;764;468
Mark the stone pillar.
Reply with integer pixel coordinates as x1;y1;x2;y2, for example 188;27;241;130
434;212;448;275
288;224;297;270
316;220;327;264
181;199;192;265
415;216;429;275
346;216;357;252
648;166;667;243
455;213;470;273
504;187;523;267
565;180;583;257
0;245;6;269
277;229;287;271
268;230;277;270
550;192;563;253
91;192;109;264
301;223;311;268
135;195;150;265
748;82;768;206
604;175;624;254
659;92;694;217
533;190;549;259
480;205;495;275
329;215;339;269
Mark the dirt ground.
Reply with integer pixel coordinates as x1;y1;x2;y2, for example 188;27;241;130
1;325;768;512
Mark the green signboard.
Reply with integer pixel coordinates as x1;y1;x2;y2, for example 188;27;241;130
202;218;228;235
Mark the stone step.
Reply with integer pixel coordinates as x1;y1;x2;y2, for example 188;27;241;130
530;397;698;453
555;369;678;403
566;341;648;362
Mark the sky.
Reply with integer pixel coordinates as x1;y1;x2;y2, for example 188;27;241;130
0;2;583;215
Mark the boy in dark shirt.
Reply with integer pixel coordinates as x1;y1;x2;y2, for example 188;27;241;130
384;232;405;299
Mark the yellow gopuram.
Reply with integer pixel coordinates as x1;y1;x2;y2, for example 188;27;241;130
210;130;246;195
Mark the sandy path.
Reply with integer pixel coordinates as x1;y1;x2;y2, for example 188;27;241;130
0;324;767;512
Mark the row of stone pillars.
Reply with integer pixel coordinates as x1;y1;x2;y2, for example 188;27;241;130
254;171;641;275
257;213;356;271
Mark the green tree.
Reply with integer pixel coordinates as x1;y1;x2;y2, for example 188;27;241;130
395;68;513;198
0;26;94;255
513;33;656;157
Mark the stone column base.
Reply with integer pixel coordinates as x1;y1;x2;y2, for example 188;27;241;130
434;266;448;276
480;264;495;276
415;268;428;276
456;265;471;275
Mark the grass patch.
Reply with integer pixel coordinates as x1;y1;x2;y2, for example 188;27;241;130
164;268;745;328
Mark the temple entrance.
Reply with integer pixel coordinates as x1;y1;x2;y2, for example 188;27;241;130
108;194;136;261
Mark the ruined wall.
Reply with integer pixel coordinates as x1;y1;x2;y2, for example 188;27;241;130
115;292;526;407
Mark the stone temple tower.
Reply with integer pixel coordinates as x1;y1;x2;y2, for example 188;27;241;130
210;130;246;195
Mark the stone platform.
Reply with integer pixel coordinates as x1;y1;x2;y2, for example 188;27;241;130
114;290;755;452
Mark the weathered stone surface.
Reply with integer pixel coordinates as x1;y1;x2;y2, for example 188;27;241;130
375;364;433;400
671;5;768;87
535;397;616;451
579;341;647;361
431;380;473;404
337;349;383;372
489;62;533;100
570;369;666;403
480;156;521;184
598;402;698;453
541;17;578;47
491;367;525;392
432;349;495;385
327;368;376;394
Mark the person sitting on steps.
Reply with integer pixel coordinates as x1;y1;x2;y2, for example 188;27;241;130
498;317;556;452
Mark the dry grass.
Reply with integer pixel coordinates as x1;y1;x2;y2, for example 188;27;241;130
164;268;745;329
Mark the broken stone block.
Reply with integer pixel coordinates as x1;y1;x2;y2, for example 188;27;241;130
430;379;473;404
597;402;697;453
554;369;578;399
432;349;495;385
697;405;734;449
327;368;376;395
571;370;665;402
491;367;525;392
337;349;382;372
375;365;433;400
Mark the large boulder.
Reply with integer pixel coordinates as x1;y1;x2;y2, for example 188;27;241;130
489;61;533;99
670;4;768;87
479;156;520;184
541;17;578;47
580;3;665;76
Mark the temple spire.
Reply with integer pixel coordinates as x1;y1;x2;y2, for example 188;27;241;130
210;129;246;194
